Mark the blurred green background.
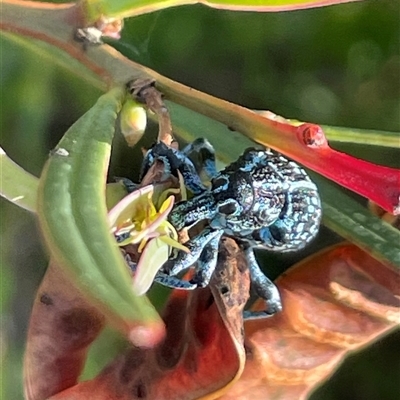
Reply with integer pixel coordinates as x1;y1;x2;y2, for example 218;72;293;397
1;0;399;399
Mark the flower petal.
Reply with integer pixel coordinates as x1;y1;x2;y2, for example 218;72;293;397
177;170;187;201
132;238;170;296
108;185;153;228
159;195;175;214
156;187;181;209
128;198;174;245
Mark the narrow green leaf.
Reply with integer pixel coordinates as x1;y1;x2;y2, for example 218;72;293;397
0;158;128;215
0;147;39;212
319;125;400;148
203;0;361;11
312;174;400;269
289;121;400;148
1;32;105;91
37;87;164;346
83;0;361;22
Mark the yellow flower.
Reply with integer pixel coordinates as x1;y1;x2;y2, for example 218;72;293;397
109;184;188;295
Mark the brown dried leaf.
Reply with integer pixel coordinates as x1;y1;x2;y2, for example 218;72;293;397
222;243;400;400
24;262;105;400
49;238;250;400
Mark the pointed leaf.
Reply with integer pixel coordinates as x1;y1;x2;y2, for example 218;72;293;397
82;0;361;22
37;88;164;346
0;147;39;212
158;86;400;216
306;124;400;148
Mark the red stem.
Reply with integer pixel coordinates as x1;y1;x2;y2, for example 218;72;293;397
269;120;400;215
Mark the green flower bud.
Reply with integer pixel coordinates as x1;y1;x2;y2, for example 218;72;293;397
120;98;147;147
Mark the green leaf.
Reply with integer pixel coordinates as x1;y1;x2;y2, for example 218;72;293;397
37;87;164;346
83;0;361;22
0;147;39;213
317;125;400;148
1;32;105;92
0;161;129;214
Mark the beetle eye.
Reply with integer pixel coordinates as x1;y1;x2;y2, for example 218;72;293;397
242;148;256;161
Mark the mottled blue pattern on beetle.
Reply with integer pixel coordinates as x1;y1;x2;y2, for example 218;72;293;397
169;148;321;252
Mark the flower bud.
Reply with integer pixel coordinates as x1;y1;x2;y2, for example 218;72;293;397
120;98;147;147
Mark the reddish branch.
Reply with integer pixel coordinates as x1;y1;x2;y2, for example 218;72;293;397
158;81;400;215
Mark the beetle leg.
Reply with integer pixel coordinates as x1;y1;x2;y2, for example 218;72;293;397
182;138;217;180
123;249;196;290
169;191;216;231
149;229;222;290
176;157;208;195
140;142;207;194
243;246;282;320
154;272;197;290
123;251;137;272
190;230;223;287
162;227;223;277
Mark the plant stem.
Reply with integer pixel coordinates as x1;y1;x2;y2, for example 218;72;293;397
127;79;174;145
